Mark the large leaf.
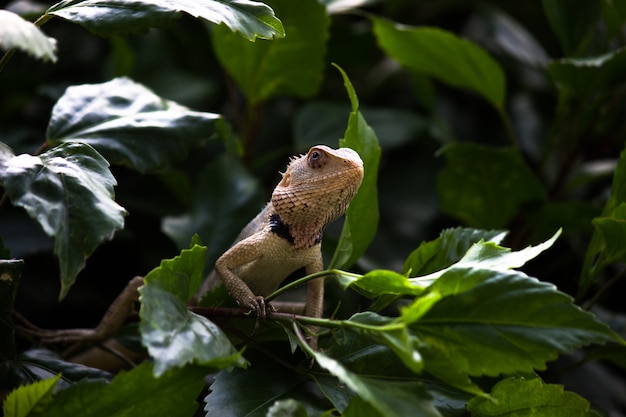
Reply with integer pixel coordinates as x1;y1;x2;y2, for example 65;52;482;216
371;16;505;112
46;77;222;172
329;65;381;270
139;241;243;376
46;0;284;40
30;362;207;417
467;377;601;417
205;352;327;417
0;10;57;62
0;142;126;299
542;0;601;56
437;143;546;228
212;0;329;104
407;267;621;386
306;346;440;417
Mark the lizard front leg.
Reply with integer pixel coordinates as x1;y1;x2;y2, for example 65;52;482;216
214;239;274;332
304;257;324;349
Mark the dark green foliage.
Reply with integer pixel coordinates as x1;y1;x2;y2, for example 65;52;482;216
2;0;626;416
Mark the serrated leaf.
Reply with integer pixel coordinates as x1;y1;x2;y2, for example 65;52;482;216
0;142;126;299
3;374;60;417
403;228;507;277
437;143;546;228
0;259;22;360
407;267;620;382
33;362;207;417
212;0;328;104
309;349;440;417
0;10;57;62
139;243;243;376
329;64;381;270
336;269;424;298
46;0;284;40
46;77;222;172
467;377;600;417
161;154;263;272
205;352;324;417
371;16;505;111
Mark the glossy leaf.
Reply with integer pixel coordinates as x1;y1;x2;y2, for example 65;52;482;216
139;242;243;376
309;349;440;417
31;362;208;417
3;374;60;417
372;16;505;111
0;10;57;62
403;228;507;276
329;64;381;270
0;142;126;299
205;351;327;417
468;377;601;417
162;154;263;272
212;0;328;104
46;77;222;172
542;0;601;56
408;267;621;384
46;0;285;40
437;143;546;228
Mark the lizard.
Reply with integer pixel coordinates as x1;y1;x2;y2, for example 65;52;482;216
21;145;364;352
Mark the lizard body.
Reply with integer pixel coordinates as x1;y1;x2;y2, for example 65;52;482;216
214;145;364;324
26;145;363;352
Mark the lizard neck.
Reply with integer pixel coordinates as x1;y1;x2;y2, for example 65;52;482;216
269;213;322;249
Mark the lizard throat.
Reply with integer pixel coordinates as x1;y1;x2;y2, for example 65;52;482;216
269;213;322;248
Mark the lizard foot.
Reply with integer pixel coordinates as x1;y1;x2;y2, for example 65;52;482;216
245;296;277;334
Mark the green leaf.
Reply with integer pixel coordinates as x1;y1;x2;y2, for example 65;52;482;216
407;268;620;383
0;10;57;62
580;148;626;298
547;48;626;98
336;269;424;298
371;16;505;111
329;65;381;270
542;0;601;56
437;143;546;228
46;77;222;173
212;0;328;104
468;377;600;417
32;362;207;417
3;374;61;417
267;399;309;417
139;243;243;376
161;154;263;272
205;351;327;417
46;0;284;40
308;349;440;417
0;142;126;299
403;228;507;277
0;259;22;360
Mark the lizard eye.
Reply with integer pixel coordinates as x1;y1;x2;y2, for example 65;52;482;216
308;148;327;169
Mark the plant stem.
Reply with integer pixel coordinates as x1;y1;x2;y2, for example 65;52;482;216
265;269;361;302
584;266;626;310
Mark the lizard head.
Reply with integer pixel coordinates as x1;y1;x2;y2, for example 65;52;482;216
271;145;364;248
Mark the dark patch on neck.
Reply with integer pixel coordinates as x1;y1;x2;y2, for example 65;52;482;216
270;213;295;245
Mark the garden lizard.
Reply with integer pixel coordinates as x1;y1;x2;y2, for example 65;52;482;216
25;145;363;349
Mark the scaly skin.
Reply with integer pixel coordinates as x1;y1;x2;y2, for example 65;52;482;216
214;145;364;328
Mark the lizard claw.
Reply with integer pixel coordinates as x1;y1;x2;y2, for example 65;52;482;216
245;296;276;334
